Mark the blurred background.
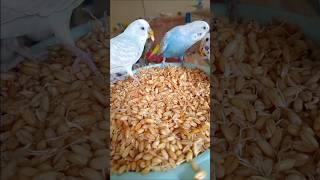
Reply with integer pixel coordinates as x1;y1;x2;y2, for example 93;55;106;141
110;0;210;33
210;1;320;180
213;0;320;17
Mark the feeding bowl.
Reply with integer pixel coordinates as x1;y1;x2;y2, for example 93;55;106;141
110;62;210;180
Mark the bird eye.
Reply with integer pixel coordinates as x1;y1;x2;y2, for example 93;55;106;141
141;27;145;30
205;38;209;42
203;26;206;30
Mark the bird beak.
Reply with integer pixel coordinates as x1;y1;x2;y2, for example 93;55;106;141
148;29;155;42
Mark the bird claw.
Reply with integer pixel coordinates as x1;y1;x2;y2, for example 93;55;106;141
1;49;48;72
131;75;141;85
95;71;105;82
74;50;105;81
71;57;105;82
71;58;81;74
65;44;105;81
180;60;185;67
160;62;167;68
132;75;141;85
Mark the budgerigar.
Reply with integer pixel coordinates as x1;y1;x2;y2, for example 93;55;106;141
150;20;209;67
199;32;210;60
110;19;154;83
1;0;103;79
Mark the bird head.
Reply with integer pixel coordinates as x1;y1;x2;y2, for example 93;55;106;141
199;33;210;57
186;21;210;42
124;19;155;42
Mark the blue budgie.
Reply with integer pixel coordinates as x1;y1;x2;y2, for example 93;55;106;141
1;0;103;80
110;19;154;83
150;20;209;67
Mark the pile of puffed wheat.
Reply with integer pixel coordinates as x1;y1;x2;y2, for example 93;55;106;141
110;67;210;175
211;17;320;179
0;19;108;180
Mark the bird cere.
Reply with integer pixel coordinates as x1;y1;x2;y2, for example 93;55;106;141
110;16;210;175
211;16;320;179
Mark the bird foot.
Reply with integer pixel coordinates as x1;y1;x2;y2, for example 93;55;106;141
15;46;49;61
71;58;81;74
180;60;185;67
160;62;167;68
132;75;141;86
68;45;104;81
1;50;49;72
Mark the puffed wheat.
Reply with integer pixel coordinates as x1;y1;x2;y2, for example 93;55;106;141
111;67;210;174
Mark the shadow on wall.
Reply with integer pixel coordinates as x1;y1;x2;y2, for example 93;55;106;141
72;0;107;27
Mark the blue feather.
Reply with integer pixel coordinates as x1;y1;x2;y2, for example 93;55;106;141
159;20;209;62
162;29;193;58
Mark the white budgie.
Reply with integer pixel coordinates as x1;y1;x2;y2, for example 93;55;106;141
110;19;154;83
1;0;103;79
199;32;210;60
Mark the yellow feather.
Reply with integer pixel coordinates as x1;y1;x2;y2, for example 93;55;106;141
150;44;161;56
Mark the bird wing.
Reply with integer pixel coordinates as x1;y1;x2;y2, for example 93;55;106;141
159;25;188;54
159;26;179;55
160;25;196;58
1;0;84;24
110;35;142;74
159;32;170;55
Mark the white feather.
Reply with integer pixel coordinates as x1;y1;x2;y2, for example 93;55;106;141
1;0;84;70
110;19;151;75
